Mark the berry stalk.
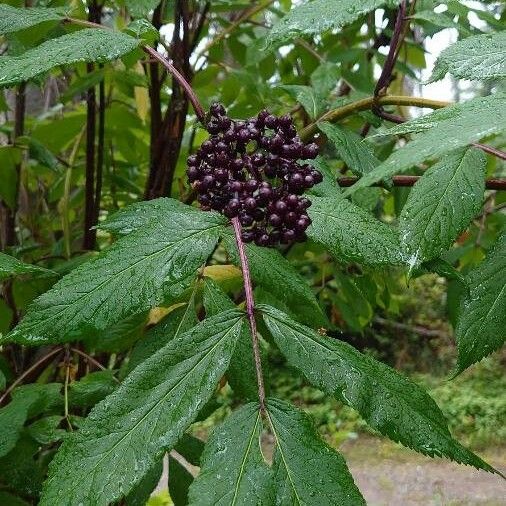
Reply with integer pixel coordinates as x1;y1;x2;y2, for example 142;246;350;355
231;216;266;412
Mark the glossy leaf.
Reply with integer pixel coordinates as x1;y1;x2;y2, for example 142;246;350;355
266;398;365;505
430;32;506;82
203;278;258;399
3;204;226;346
455;233;506;373
307;196;402;265
98;197;193;236
319;122;380;175
0;29;139;88
0;384;62;457
400;148;486;269
0;5;66;34
260;305;497;473
188;403;273;505
125;0;162;18
126;299;198;375
222;232;327;327
344;94;506;195
126;460;163;506
279;85;321;119
266;0;400;47
40;310;245;506
0;252;55;282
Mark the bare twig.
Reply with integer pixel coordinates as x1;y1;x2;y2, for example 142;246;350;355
0;347;63;406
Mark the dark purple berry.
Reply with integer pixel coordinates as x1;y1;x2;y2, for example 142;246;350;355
210;102;226;117
187;167;199;182
303;143;319;159
264;114;278;128
245;197;257;210
242;230;255;243
269;213;282;226
239;213;254;227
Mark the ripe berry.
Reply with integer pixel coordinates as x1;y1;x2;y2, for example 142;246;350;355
188;102;321;248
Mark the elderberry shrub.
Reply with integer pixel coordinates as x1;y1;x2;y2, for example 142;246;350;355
187;103;322;246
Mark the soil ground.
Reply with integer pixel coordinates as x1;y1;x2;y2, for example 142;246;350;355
157;436;506;505
339;437;506;505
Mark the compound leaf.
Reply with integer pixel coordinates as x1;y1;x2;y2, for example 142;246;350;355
266;398;365;505
307;196;402;265
455;233;506;373
0;29;139;88
223;232;327;327
0;5;66;34
0;252;55;282
260;305;497;473
400;148;486;269
40;310;244;506
203;278;258;399
343;94;506;195
3;203;226;346
188;403;273;505
430;31;506;82
266;0;400;48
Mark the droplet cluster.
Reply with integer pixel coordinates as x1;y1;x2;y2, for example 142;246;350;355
187;103;322;247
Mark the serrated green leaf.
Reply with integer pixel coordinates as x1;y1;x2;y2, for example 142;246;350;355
0;252;55;282
26;416;65;445
0;5;66;34
310;62;340;98
174;434;205;467
99;197;192;236
343;94;506;195
319;122;379;176
430;32;506;82
400;148;486;269
222;232;327;327
278;85;321;119
0;28;139;88
455;233;506;373
307;196;402;265
419;258;467;285
260;305;497;473
69;370;118;409
126;299;198;375
266;0;400;48
203;278;259;400
188;403;273;505
265;398;365;505
125;0;162;18
126;460;163;506
40;310;245;506
3;204;226;346
0;384;62;457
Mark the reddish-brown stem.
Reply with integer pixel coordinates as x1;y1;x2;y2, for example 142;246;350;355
231;217;266;412
337;175;506;190
143;45;205;124
0;347;63;406
374;0;407;99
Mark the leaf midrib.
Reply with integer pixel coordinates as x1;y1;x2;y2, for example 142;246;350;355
15;223;224;335
267;314;450;434
48;317;242;498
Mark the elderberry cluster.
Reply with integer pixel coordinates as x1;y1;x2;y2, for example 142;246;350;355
187;103;322;247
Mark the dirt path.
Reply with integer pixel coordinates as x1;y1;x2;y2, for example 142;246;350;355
340;437;506;505
158;436;505;504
